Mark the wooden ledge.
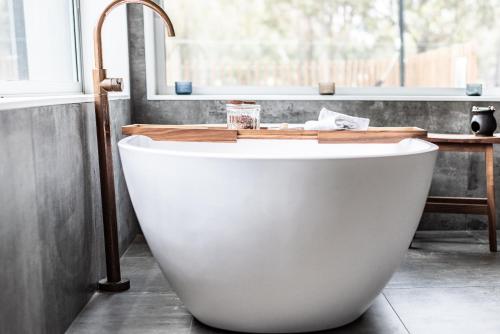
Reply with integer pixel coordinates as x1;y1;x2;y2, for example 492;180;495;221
122;124;427;143
319;127;426;143
122;125;237;142
427;133;500;144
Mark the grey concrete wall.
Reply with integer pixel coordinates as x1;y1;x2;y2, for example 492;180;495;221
0;99;138;334
128;5;499;231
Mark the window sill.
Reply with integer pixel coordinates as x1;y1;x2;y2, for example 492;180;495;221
148;94;500;102
0;93;130;111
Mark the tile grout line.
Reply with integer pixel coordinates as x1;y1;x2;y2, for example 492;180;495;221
187;317;194;334
469;231;496;244
382;292;411;334
385;284;500;290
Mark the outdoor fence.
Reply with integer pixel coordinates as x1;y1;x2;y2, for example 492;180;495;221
169;43;478;87
0;44;478;87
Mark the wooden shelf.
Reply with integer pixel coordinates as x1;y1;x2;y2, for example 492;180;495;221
427;133;500;144
122;124;427;143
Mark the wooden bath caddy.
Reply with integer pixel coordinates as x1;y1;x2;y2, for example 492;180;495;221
122;124;427;143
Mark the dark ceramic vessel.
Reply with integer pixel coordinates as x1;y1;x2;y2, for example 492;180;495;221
471;106;497;136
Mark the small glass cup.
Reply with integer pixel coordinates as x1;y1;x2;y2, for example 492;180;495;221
226;101;261;130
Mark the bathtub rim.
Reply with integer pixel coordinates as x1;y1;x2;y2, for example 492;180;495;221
118;135;438;160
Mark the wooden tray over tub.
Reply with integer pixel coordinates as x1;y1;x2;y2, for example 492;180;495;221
122;124;427;143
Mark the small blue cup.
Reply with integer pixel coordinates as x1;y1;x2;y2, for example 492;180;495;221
175;81;192;95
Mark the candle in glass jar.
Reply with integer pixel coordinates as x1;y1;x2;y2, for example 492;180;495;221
226;101;261;130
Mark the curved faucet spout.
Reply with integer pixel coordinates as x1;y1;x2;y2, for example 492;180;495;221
94;0;175;70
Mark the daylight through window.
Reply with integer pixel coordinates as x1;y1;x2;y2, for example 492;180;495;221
156;0;500;92
0;0;80;94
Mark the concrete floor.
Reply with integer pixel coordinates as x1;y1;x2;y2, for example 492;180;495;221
67;231;500;334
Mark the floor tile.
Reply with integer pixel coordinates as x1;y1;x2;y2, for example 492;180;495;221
67;293;192;334
123;235;152;258
411;231;490;252
322;295;408;334
388;231;500;288
470;230;499;245
189;295;408;334
121;256;173;293
384;286;500;334
69;231;500;333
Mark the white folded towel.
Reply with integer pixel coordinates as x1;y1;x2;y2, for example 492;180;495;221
304;108;370;131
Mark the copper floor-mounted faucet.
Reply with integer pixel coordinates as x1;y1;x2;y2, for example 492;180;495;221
93;0;175;291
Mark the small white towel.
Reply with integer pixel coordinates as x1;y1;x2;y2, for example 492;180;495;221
304;108;370;131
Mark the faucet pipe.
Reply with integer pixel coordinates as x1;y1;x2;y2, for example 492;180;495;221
92;0;175;292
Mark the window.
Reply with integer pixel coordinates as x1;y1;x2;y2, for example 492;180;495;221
149;0;500;95
0;0;81;96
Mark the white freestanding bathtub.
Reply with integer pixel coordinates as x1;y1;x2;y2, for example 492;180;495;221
119;135;438;333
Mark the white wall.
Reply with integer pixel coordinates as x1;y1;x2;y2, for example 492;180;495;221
80;0;130;96
23;0;75;82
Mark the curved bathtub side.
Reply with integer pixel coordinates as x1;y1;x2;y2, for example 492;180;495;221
119;138;437;333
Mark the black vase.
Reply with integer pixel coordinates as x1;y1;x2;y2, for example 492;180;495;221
471;106;497;136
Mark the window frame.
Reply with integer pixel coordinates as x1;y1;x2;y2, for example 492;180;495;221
144;5;500;101
0;0;83;97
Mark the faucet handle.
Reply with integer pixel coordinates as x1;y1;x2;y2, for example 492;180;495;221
100;78;123;92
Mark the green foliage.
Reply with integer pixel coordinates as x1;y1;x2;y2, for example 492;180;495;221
405;0;497;53
162;0;500;86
